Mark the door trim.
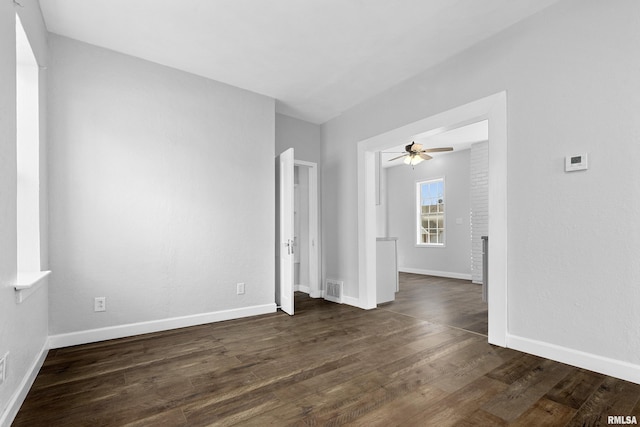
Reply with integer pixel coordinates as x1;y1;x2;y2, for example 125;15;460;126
294;160;320;298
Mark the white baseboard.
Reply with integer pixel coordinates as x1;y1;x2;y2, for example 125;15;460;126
399;267;472;281
341;295;373;310
0;342;48;427
295;285;323;298
48;303;277;349
507;334;640;385
294;284;311;294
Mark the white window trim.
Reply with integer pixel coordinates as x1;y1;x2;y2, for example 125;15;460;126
15;13;49;303
15;271;51;303
415;176;446;248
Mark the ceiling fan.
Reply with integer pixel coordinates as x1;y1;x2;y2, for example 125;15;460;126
387;142;453;166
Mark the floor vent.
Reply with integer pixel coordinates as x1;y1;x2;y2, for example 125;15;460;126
324;279;343;303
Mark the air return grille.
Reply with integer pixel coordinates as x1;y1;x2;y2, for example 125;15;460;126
324;279;343;303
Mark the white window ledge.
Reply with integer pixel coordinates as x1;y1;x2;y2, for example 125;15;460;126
15;271;51;304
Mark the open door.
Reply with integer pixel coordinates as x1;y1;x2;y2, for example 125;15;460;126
276;148;295;315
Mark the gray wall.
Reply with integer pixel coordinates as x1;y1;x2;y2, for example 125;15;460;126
275;113;321;164
0;1;49;423
321;0;640;369
47;35;275;335
386;150;471;278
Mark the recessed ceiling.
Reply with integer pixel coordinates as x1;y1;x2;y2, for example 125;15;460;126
39;0;561;124
381;120;488;168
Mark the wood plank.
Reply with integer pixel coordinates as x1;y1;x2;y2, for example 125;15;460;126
486;353;545;385
457;409;509;426
545;368;605;409
182;390;282;426
404;376;508;426
429;341;519;393
342;385;445;427
270;354;373;401
510;397;576;426
296;383;397;425
121;408;188;427
482;359;573;422
239;401;313;426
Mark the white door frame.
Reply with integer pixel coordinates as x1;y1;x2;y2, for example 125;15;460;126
294;160;320;298
356;92;508;346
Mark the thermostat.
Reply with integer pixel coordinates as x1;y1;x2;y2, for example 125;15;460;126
565;153;588;172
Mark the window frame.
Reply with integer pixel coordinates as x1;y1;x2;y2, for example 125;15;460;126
15;12;50;301
415;177;446;247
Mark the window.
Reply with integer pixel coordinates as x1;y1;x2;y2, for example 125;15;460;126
15;13;49;299
416;178;445;246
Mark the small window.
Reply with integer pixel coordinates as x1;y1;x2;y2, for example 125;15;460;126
416;178;445;246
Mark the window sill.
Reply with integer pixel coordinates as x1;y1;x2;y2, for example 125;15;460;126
15;270;51;304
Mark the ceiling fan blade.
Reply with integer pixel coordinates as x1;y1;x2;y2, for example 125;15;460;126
422;147;453;153
419;153;432;161
388;154;408;162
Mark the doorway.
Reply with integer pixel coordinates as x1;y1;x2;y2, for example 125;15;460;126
376;123;488;333
276;150;319;315
293;160;320;298
356;92;508;346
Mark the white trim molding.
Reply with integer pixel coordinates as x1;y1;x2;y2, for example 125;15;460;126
48;303;277;349
293;160;320;303
507;334;640;386
399;267;472;281
294;284;311;294
14;271;51;304
0;343;48;427
341;295;365;309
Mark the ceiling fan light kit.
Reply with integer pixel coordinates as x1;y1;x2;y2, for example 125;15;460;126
404;154;425;166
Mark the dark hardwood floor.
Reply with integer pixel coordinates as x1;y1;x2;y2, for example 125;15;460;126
14;274;640;426
379;273;488;336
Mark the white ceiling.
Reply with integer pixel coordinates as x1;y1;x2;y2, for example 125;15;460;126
39;0;561;124
381;120;488;168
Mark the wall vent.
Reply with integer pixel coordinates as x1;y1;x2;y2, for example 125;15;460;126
324;279;343;303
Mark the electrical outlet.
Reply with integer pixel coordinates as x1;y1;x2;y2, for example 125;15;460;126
0;352;7;385
236;282;245;295
94;297;106;312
